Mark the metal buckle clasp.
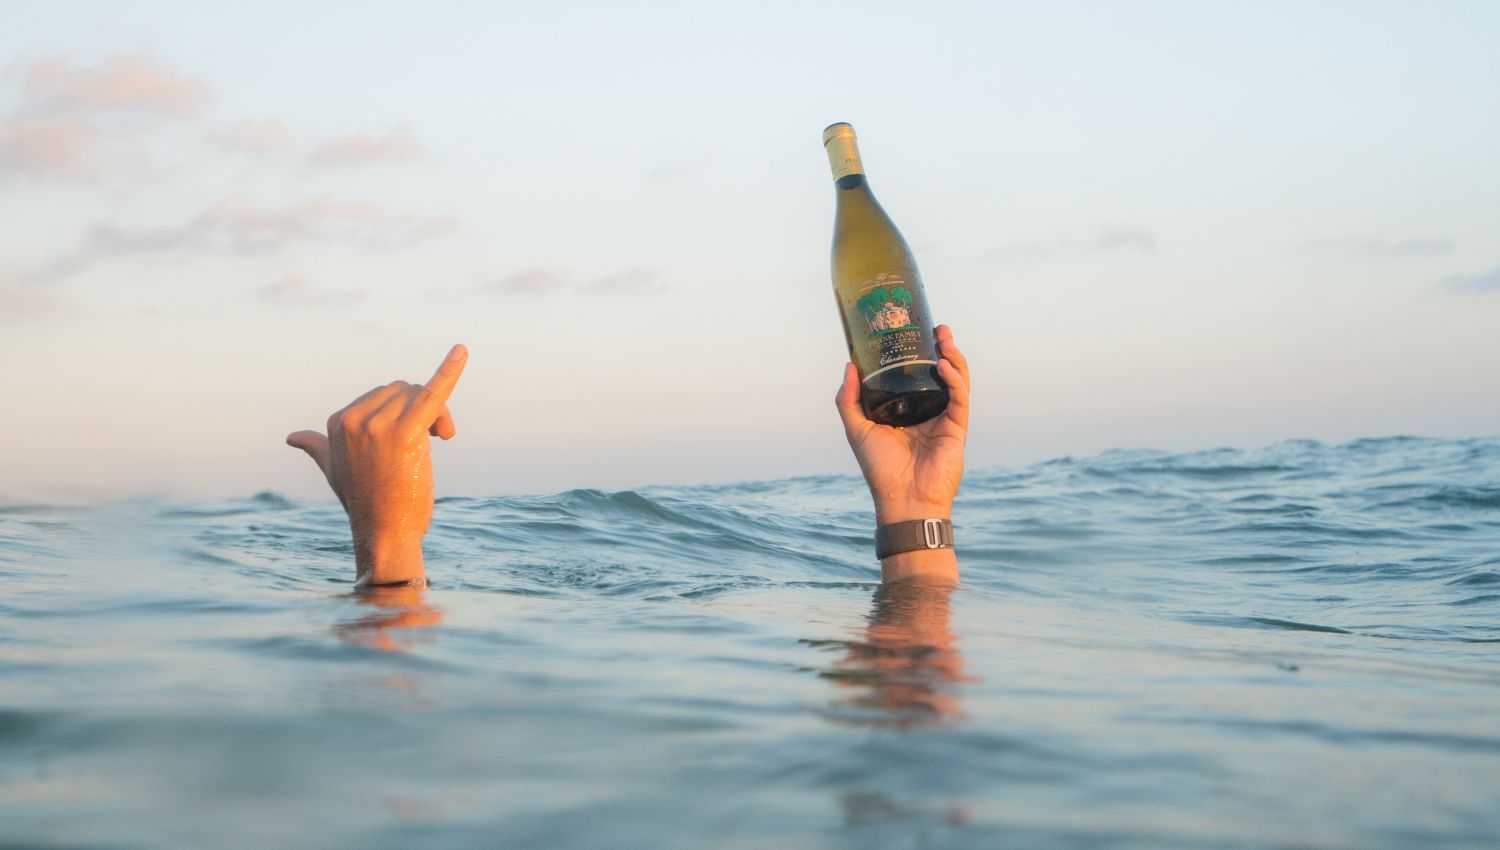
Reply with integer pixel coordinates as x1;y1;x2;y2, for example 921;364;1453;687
923;519;944;549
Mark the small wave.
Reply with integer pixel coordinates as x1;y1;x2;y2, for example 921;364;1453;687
0;503;81;516
1246;616;1354;634
1364;485;1500;512
1142;714;1500;754
1127;463;1298;480
1424;486;1500;510
249;491;299;509
1449;571;1500;586
676;576;774;599
0;707;54;741
1235;521;1413;542
1181;613;1355;634
1194;553;1310;568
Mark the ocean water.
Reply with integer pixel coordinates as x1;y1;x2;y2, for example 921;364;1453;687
2;436;1498;849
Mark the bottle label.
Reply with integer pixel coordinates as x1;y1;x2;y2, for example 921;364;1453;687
846;274;938;382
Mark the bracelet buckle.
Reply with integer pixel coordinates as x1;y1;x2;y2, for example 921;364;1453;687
875;518;953;560
922;518;944;549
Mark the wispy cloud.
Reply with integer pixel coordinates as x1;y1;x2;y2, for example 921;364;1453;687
309;125;426;165
256;274;367;306
1439;265;1500;295
210;121;428;166
2;56;425;179
17;55;210;118
0;55;209;179
1093;228;1159;254
193;195;458;251
0;282;69;323
21;195;459;283
210;118;294;158
1296;238;1454;259
485;269;565;295
0;114;102;177
477;267;667;296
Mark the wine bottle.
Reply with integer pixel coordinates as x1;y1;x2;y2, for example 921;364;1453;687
823;122;949;427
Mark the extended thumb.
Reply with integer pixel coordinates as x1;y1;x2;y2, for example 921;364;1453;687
286;430;332;477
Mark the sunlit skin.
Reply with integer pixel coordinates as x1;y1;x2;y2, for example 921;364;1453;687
836;324;970;584
286;344;468;587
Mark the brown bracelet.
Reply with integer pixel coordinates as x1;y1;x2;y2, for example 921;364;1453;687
875;519;954;560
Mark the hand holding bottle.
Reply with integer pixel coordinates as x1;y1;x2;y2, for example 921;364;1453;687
836;325;969;583
286;344;468;587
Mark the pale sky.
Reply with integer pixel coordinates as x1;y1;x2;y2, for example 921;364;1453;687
2;1;1497;500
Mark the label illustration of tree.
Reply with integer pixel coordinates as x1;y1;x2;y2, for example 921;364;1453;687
888;285;913;311
857;284;916;334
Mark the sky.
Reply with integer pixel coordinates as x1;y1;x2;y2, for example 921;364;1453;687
1;0;1497;500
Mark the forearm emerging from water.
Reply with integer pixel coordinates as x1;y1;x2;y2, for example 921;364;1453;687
836;325;970;585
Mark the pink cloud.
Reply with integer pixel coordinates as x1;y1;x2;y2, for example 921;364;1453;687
22;194;460;282
0;281;75;323
0;55;210;179
192;195;459;251
486;269;565;295
0;284;52;313
476;268;667;297
210;118;293;158
0;114;100;177
308;125;426;165
256;274;367;306
21;55;210;119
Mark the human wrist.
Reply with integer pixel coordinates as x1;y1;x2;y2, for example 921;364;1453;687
352;530;425;586
871;490;958;583
872;494;953;526
880;547;958;584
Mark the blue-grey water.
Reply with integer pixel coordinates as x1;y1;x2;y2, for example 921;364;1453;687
3;436;1499;849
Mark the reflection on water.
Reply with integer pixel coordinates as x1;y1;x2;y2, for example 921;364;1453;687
840;791;971;828
333;586;443;653
811;581;973;729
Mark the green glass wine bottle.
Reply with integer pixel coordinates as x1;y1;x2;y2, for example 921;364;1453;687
824;122;949;427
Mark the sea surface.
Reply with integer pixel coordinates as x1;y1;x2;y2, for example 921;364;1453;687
3;436;1499;849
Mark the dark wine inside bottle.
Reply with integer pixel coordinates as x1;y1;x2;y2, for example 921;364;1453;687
825;124;949;427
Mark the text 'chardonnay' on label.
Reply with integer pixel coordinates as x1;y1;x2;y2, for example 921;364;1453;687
824;122;949;427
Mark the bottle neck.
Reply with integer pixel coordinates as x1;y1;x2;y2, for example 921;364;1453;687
825;132;864;183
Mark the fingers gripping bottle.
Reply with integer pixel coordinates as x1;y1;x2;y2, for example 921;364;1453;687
824;122;949;426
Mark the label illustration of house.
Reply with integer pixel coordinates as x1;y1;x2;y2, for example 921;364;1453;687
858;285;917;335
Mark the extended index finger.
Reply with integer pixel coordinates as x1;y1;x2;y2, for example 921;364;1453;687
407;344;468;422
